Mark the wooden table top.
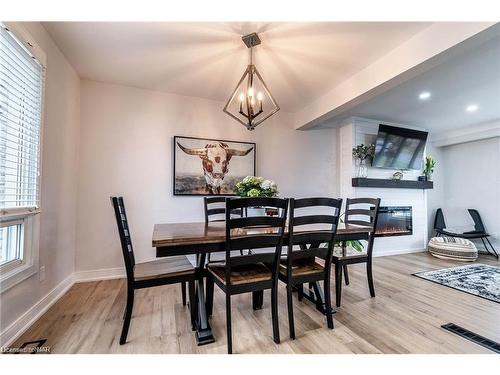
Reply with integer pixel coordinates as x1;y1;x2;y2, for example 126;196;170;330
152;221;373;247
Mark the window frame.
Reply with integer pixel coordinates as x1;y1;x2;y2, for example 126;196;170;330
0;22;46;293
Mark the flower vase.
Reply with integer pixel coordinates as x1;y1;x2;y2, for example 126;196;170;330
356;159;368;178
425;171;433;181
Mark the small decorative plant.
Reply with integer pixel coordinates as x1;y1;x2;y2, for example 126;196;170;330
423;155;436;180
352;143;375;161
352;144;375;178
235;176;278;198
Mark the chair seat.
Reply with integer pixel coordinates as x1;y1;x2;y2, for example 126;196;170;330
207;262;272;285
134;255;195;281
279;259;324;277
332;246;368;260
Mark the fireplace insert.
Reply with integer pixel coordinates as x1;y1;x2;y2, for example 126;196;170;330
375;206;412;237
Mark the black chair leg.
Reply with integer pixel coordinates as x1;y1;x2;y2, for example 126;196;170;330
188;280;196;331
484;237;499;259
343;265;350;285
335;264;343;307
324;276;334;329
271;285;280;344
286;283;295;339
297;284;304;301
480;238;491;255
181;281;187;306
367;259;375;298
226;294;232;354
120;286;134;345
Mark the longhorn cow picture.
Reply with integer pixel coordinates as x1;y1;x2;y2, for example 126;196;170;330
173;136;256;195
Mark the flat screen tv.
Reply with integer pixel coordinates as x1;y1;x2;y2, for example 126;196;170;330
372;125;428;170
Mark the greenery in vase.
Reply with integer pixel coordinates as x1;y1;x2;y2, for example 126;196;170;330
352;144;375;161
423;155;436;176
235;176;278;198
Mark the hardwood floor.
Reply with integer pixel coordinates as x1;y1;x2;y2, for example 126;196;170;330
12;252;500;354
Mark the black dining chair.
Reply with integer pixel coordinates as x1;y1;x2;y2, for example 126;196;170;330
204;196;244;263
333;197;380;307
111;196;197;344
205;197;288;354
279;197;342;339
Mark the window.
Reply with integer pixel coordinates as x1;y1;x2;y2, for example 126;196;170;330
0;22;45;292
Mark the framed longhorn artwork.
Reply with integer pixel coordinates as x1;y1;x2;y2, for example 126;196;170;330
173;136;256;196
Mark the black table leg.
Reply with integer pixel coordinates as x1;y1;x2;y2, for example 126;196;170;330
301;282;327;314
193;253;215;345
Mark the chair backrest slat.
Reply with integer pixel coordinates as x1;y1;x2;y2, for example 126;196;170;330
111;196;135;282
228;234;282;251
228;216;284;229
293;215;337;226
224;197;288;286
286;197;343;275
204;196;243;223
292;230;335;245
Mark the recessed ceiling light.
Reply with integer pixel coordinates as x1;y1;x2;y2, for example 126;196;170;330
466;104;479;112
419;91;431;100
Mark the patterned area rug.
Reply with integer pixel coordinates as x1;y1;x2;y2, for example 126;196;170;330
413;264;500;303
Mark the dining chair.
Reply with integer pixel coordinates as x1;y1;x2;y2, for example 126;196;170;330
111;196;196;344
205;197;288;354
279;197;342;339
333;197;380;307
204;196;244;263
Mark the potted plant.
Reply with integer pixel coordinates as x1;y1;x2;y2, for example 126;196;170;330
352;144;375;178
235;176;278;216
423;155;436;181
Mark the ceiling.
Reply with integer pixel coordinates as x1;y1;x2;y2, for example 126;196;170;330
320;34;500;133
42;22;432;112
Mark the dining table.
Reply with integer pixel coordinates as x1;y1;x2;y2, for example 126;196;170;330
152;221;374;345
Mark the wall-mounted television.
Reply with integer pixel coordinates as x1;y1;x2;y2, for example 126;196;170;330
372;125;428;170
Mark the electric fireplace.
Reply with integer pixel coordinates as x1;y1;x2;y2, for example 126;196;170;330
375;206;413;237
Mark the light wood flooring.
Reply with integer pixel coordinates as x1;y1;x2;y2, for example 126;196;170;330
12;252;500;353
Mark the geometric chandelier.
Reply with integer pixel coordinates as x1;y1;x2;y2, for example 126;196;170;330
223;32;280;131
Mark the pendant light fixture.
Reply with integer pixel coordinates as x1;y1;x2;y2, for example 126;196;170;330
223;32;279;131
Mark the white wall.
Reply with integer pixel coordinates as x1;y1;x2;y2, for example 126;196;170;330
76;80;337;271
337;117;430;256
440;137;500;239
0;23;80;337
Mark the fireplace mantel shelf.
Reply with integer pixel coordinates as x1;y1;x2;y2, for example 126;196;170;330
352;178;433;189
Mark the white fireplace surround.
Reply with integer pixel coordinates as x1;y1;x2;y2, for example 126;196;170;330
337;117;429;256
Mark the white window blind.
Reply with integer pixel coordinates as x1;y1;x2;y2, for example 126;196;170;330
0;24;44;216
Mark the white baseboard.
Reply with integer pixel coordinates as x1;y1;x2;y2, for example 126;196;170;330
73;267;125;283
374;248;426;257
0;273;74;347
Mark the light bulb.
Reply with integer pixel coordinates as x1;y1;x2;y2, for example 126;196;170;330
248;87;254;97
257;92;263;101
239;93;245;102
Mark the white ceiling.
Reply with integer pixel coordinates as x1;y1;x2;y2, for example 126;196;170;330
320;34;500;133
42;22;432;112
